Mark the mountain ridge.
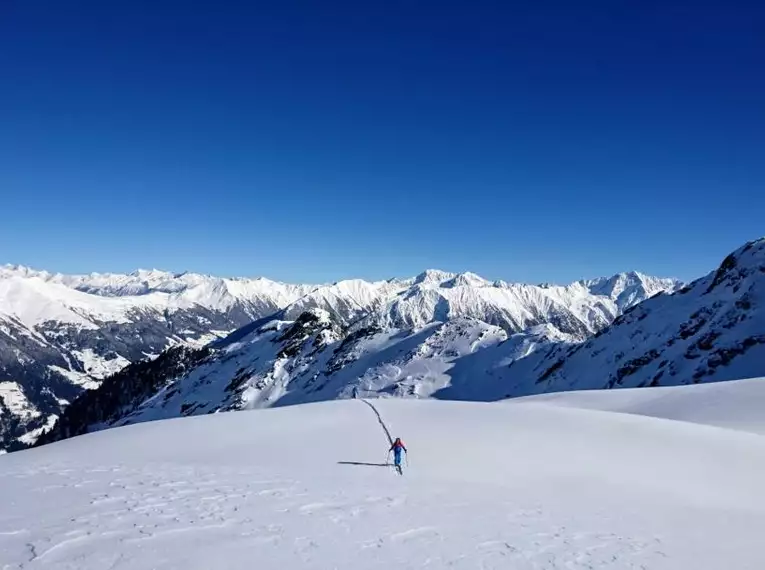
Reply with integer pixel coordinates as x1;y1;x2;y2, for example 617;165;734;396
33;237;765;451
507;237;765;395
25;269;702;451
1;264;680;451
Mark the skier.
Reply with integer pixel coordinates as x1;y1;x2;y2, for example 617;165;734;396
389;437;407;474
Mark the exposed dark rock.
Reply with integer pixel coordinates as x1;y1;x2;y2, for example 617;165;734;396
615;350;661;383
706;252;738;294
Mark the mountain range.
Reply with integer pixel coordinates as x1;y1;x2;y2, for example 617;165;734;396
15;234;765;455
0;264;681;451
35;237;765;449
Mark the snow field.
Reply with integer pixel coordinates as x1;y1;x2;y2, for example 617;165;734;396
2;379;765;569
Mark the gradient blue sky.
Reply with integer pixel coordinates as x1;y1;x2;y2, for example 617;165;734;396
1;0;763;284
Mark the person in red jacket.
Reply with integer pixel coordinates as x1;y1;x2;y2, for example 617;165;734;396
389;437;407;472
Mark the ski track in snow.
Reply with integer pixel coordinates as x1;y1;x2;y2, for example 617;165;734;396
360;399;394;446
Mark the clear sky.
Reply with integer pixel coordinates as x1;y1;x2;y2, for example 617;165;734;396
1;0;763;284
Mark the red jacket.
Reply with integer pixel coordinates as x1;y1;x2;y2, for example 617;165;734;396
390;439;407;452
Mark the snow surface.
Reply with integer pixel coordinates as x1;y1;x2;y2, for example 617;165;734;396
0;277;113;329
71;349;132;380
2;378;765;569
46;350;132;391
17;414;59;446
0;381;40;419
46;367;100;391
515;377;765;435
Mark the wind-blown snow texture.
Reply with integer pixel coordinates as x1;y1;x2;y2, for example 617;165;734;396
4;378;765;569
1;265;678;450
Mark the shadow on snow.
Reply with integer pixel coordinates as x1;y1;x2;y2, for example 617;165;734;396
337;461;392;468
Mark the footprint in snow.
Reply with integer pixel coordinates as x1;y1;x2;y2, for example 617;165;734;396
389;526;440;543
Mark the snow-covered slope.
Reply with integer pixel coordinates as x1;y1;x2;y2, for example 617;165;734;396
281;278;405;325
0;265;317;327
1;264;677;451
0;267;318;451
6;379;765;569
34;312;598;442
506;237;765;395
515;377;765;435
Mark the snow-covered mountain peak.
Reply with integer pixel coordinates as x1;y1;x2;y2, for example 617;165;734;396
505;237;765;396
128;268;179;280
581;271;682;310
0;264;54;280
1;263;681;325
412;269;458;286
441;272;490;289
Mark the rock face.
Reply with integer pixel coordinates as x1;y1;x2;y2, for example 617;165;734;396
26;259;692;450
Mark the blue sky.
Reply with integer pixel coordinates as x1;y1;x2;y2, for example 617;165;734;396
1;1;762;284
